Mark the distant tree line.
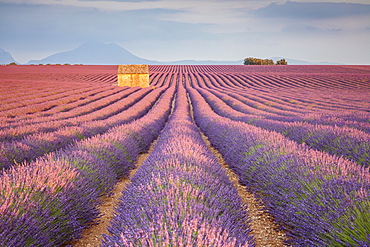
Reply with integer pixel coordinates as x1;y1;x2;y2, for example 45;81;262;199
244;57;288;65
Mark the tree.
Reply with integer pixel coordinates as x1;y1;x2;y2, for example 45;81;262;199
265;59;274;65
244;57;256;65
276;58;288;65
244;57;274;65
243;57;288;65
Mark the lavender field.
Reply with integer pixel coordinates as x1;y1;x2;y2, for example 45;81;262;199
0;64;369;246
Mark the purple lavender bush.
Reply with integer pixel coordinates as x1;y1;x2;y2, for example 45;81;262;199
103;83;254;247
0;87;167;171
195;87;370;167
187;86;370;246
0;87;175;246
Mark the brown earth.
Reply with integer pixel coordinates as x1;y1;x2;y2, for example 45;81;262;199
68;102;288;247
66;140;158;247
201;133;288;247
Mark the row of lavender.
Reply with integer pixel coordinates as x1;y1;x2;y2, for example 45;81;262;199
0;66;118;115
0;86;140;139
0;87;159;170
103;82;254;247
0;72;168;122
194;85;370;167
200;73;370;117
1;65;369;246
0;86;134;125
214;79;369;129
0;73;175;170
188;72;370;125
0;83;175;246
201;82;370;133
187;73;370;167
150;64;370;74
0;83;107;114
187;80;370;246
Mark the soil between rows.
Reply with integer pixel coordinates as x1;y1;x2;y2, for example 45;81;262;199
200;133;287;247
68;97;287;247
67;140;158;247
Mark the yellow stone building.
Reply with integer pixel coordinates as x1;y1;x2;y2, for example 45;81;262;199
117;64;149;87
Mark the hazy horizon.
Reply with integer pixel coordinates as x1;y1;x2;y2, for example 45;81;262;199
1;0;370;65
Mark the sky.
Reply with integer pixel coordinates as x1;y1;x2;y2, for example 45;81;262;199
0;0;369;64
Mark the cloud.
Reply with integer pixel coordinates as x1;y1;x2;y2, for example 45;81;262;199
1;0;369;64
281;24;319;33
255;1;370;19
0;0;255;13
0;1;218;61
281;24;344;33
0;0;269;26
0;0;266;35
0;2;209;42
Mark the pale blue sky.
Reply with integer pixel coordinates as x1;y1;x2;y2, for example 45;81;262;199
1;0;369;64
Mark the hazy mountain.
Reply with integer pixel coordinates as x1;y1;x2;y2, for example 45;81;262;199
0;48;17;64
24;41;342;65
27;41;162;65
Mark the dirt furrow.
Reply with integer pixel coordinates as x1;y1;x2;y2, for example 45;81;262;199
187;82;287;246
201;132;288;247
66;139;158;247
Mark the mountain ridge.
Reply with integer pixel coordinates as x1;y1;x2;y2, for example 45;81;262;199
27;41;162;65
0;48;17;64
1;41;343;65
